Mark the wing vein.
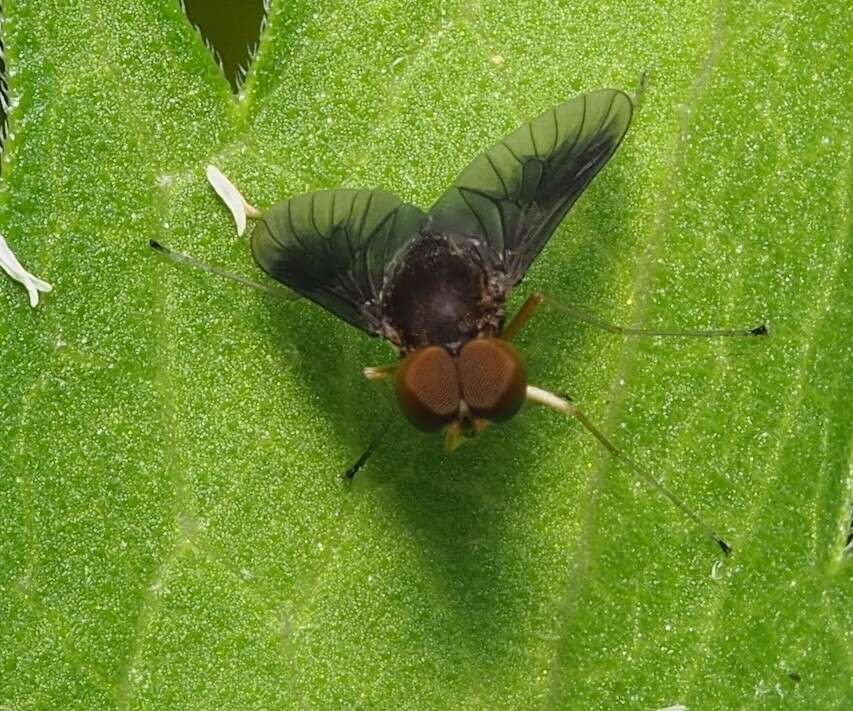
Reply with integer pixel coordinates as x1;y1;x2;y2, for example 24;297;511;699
344;191;358;259
565;92;588;159
260;215;287;251
529;159;545;199
459;188;493;244
367;209;397;297
357;191;376;241
355;192;375;294
549;105;559;155
286;200;309;253
309;192;323;238
500;139;525;166
528;120;539;158
599;90;619;134
485;152;510;198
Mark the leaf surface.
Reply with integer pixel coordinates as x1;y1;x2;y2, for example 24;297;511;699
1;1;850;708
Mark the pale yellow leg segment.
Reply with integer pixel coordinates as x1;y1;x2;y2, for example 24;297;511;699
363;365;397;381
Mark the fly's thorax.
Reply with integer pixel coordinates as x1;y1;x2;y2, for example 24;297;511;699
381;232;505;352
394;337;527;433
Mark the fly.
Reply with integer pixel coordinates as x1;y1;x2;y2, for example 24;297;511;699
151;88;767;554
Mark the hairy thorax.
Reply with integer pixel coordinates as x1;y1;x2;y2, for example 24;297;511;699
381;233;505;354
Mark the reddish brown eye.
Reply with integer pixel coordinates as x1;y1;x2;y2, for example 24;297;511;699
395;346;460;432
458;338;527;422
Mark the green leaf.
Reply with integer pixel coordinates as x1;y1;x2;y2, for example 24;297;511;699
2;1;850;708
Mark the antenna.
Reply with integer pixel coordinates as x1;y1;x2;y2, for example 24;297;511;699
526;385;732;555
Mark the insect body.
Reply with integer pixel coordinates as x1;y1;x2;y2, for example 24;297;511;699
248;89;634;443
155;87;765;553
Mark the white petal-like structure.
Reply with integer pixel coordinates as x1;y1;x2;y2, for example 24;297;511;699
206;164;260;237
0;233;52;307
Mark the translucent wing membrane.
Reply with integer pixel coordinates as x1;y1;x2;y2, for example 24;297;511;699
252;189;426;333
427;89;633;284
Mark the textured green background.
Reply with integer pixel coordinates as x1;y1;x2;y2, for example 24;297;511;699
1;1;851;709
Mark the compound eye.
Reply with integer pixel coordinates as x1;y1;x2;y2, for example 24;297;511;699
458;338;527;422
395;346;461;432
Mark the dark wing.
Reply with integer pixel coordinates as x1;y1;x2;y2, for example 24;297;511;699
251;189;426;334
427;89;633;284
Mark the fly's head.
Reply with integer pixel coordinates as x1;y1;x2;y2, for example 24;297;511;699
392;337;527;451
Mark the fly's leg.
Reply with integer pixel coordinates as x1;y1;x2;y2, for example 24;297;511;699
526;385;732;555
633;69;650;108
363;364;397;381
344;415;393;480
502;293;545;341
149;241;297;302
503;292;767;340
346;368;402;479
